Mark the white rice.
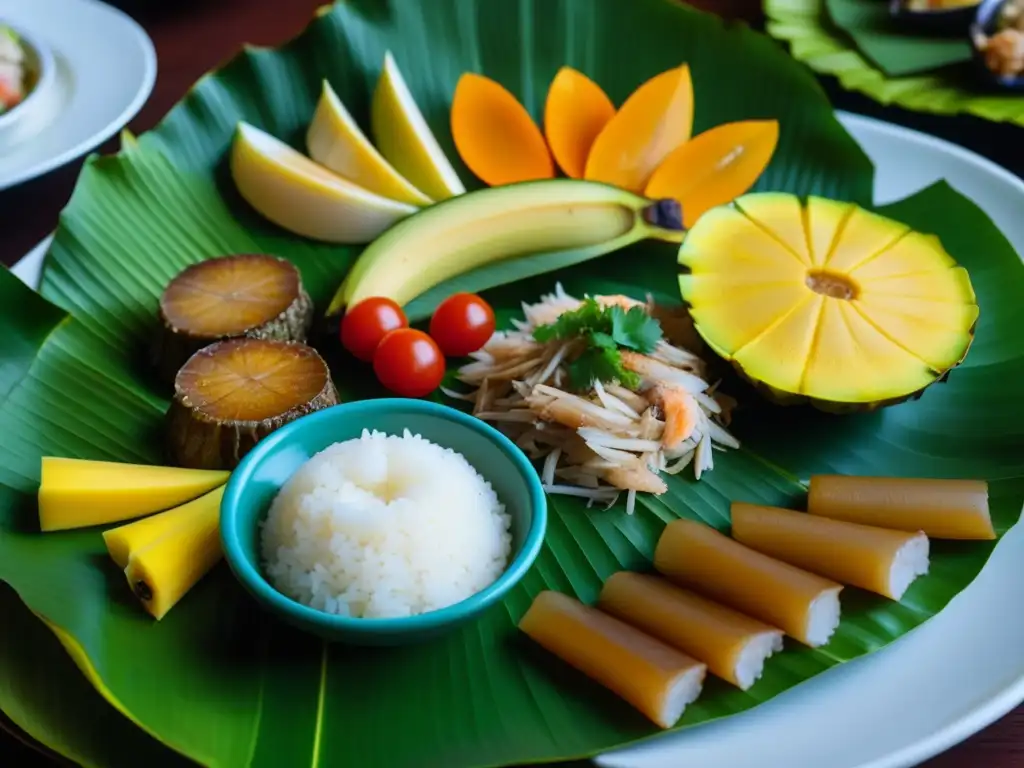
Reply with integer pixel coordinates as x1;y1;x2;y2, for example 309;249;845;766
260;429;513;619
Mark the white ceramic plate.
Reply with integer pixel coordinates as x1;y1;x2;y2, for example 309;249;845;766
0;0;156;191
10;112;1024;768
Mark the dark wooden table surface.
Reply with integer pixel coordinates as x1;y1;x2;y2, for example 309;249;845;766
1;0;1021;766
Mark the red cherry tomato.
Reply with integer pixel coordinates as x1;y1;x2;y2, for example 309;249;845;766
429;293;496;357
373;328;446;398
340;297;408;362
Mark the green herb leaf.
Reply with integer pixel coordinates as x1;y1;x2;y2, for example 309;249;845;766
610;306;662;353
567;346;640;390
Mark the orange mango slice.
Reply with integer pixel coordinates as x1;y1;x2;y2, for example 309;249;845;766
451;73;554;186
544;66;616;179
646;120;779;228
584;65;694;193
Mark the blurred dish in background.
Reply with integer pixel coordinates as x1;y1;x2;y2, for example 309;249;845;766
0;0;156;191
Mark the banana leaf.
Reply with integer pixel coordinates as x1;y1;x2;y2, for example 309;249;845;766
0;0;1022;766
765;0;1024;124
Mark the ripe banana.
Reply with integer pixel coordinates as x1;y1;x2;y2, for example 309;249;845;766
325;179;684;316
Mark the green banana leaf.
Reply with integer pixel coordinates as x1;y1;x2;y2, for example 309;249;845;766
824;0;973;76
0;0;1022;767
765;0;1024;123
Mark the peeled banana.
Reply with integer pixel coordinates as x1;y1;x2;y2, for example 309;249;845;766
326;178;685;317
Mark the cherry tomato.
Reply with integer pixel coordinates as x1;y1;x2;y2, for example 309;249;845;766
373;328;446;398
429;293;496;357
340;297;408;362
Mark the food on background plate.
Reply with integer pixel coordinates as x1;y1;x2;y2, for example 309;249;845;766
0;25;27;114
153;254;313;385
519;590;708;729
678;193;979;411
326;179;684;316
372;51;466;201
731;503;930;601
340;296;409;362
654;518;843;647
104;486;225;620
544;66;616;180
808;475;995;540
37;457;228;531
230;122;417;243
167;338;339;470
307;79;433;206
445;285;739;512
260;429;512;618
598;572;784;690
973;0;1024;79
372;328;446;398
428;292;496;357
905;0;979;8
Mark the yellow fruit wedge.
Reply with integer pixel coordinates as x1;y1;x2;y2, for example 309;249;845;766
371;51;466;201
677;193;979;410
306;79;432;206
585;65;694;193
645;120;779;228
544;66;615;179
230;122;416;244
731;502;930;600
451;72;554;186
121;486;225;620
37;457;229;532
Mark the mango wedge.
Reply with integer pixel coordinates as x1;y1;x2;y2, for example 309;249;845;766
731;503;930;600
38;457;228;532
808;475;995;540
118;486;226;620
519;591;707;729
585;65;693;193
544;66;615;179
654;519;843;647
599;572;784;690
451;73;554;186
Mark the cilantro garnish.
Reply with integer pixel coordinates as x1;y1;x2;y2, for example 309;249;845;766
532;298;663;390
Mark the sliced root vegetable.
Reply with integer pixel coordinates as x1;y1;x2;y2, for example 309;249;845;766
544;66;615;179
120;486;225;620
451;73;554;186
37;457;228;532
519;590;707;729
599;572;783;690
645;120;779;228
808;475;995;540
585;65;694;193
307;79;432;206
166;338;338;470
372;51;466;200
230;121;416;243
153;254;313;386
731;502;930;601
653;518;843;647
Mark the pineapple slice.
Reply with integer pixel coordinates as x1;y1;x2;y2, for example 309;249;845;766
677;193;978;410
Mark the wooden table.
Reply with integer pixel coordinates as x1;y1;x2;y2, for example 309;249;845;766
1;0;1021;766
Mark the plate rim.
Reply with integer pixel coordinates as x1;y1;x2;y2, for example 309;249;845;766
7;109;1024;768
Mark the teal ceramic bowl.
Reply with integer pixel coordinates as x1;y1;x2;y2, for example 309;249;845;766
220;398;547;646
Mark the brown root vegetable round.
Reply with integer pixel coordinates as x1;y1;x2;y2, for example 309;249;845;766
153;254;313;386
166;338;338;470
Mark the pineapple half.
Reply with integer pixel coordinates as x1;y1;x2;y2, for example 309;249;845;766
677;193;979;411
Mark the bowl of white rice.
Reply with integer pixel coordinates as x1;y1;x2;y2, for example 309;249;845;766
220;399;547;645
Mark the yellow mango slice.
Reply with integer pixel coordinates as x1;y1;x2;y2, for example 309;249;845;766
734;192;812;266
519;590;707;729
859;267;975;303
685;282;809;358
584;65;694;193
122;486;225;620
307;79;432;206
732;294;823;394
805;197;853;266
544;66;615;179
654;518;843;647
808;475;995;540
677;205;807;274
850;232;956;281
451;73;554;186
823;207;909;273
645;120;779;228
731;503;930;601
38;457;229;532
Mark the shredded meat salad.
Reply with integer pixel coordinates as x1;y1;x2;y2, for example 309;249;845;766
442;285;740;514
